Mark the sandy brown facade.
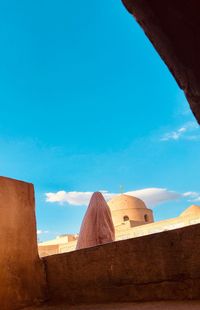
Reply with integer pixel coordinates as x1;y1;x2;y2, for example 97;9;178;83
0;177;47;310
38;193;200;256
38;194;155;256
108;194;154;226
38;201;200;256
43;223;200;304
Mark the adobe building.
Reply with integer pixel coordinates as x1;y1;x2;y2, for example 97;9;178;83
2;0;200;308
38;234;78;257
38;194;153;255
2;176;200;309
38;194;200;256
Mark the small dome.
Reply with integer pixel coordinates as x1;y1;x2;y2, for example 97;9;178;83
107;194;153;226
108;194;147;211
180;205;200;217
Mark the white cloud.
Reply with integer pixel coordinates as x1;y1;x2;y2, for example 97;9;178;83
125;188;180;206
45;187;200;208
160;122;199;141
45;188;185;208
183;191;200;202
193;197;200;202
37;230;49;235
45;191;115;206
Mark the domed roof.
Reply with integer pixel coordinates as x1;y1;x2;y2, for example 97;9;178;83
108;194;147;211
180;205;200;217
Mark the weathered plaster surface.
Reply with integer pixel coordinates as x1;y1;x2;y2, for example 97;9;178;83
43;224;200;304
0;177;47;310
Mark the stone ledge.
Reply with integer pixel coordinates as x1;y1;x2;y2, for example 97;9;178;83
43;224;200;304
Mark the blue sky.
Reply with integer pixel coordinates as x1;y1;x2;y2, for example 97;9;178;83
0;1;199;241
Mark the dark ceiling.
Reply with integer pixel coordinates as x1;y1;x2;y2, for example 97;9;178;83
122;0;200;124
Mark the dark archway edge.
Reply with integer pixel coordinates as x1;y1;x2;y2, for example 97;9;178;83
122;0;200;124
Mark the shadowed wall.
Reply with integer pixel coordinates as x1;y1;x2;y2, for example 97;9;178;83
122;0;200;123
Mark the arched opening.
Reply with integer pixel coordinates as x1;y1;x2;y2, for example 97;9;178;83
144;214;148;222
123;215;129;222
